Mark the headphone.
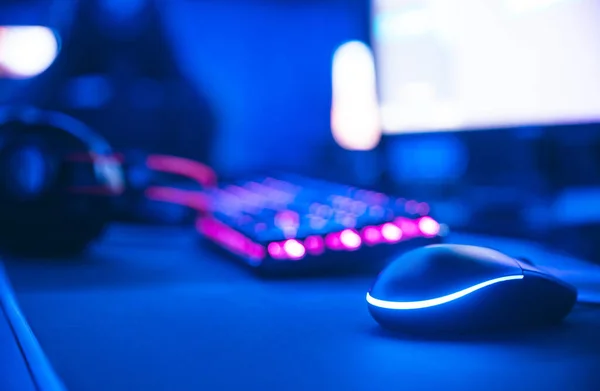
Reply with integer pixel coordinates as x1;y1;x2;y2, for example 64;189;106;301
0;106;123;256
0;106;216;258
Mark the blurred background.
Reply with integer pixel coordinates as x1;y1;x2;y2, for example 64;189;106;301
1;0;599;262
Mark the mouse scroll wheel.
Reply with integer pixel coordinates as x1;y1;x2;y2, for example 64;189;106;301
516;257;536;266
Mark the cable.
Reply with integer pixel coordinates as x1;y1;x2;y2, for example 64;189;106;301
516;257;600;307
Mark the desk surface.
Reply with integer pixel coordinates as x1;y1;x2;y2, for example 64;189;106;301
3;225;600;391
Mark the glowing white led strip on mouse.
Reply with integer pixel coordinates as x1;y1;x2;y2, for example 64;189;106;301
366;275;524;310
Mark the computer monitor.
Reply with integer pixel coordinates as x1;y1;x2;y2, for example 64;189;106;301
370;0;600;134
369;0;600;238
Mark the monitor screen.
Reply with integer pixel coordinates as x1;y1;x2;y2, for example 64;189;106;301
372;0;600;134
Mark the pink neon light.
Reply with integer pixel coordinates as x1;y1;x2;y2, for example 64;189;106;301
340;229;362;250
325;232;342;250
418;216;440;237
196;217;265;263
283;239;306;260
268;242;285;259
381;223;402;243
145;186;209;212
304;235;325;255
198;213;441;264
362;226;381;245
250;245;266;260
395;217;418;237
146;154;217;187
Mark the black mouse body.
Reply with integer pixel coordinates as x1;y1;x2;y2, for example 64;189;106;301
367;244;578;334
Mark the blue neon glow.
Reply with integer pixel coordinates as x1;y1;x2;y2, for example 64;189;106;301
366;275;524;310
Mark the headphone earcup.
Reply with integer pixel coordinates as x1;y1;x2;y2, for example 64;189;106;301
0;108;123;257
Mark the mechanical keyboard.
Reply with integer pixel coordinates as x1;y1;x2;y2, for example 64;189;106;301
195;175;447;274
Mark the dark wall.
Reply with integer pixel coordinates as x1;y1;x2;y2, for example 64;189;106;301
1;0;369;175
160;0;367;176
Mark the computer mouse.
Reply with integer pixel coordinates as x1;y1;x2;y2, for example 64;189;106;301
366;244;577;334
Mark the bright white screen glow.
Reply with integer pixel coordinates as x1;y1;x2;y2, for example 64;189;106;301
331;41;381;150
0;26;59;78
372;0;600;134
